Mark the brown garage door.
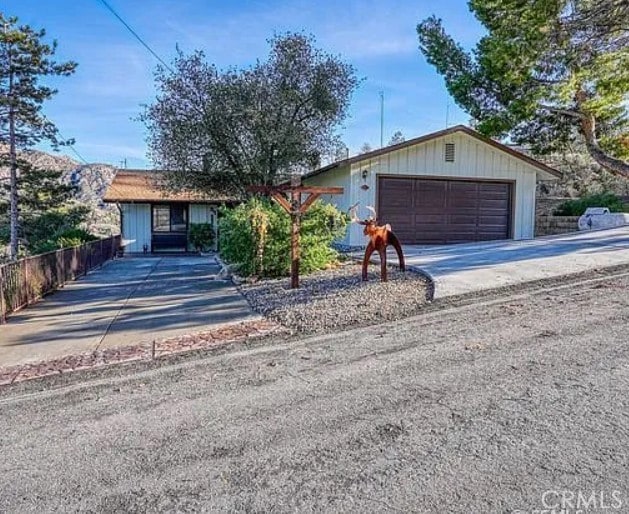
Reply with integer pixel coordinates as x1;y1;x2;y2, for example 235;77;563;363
377;176;512;244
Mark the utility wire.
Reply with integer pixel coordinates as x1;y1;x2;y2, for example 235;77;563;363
55;129;89;164
66;144;89;165
97;0;174;73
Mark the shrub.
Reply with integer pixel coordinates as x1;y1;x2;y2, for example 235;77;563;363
55;228;98;248
553;192;628;216
219;198;347;277
189;223;215;252
29;228;97;255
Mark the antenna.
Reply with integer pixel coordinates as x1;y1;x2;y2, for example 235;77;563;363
379;91;384;148
445;100;450;128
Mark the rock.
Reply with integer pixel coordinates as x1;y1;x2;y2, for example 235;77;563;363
239;263;430;333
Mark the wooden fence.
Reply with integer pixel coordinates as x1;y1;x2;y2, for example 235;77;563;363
0;235;121;323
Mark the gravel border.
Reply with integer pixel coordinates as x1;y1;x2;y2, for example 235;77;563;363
239;262;431;334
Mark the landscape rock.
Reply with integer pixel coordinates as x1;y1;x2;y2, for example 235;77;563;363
239;262;431;333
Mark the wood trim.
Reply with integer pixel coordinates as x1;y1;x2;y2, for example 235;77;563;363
376;173;517;185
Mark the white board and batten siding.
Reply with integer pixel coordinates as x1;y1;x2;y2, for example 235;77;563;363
121;203;218;253
306;131;542;247
121;203;151;253
304;165;352;245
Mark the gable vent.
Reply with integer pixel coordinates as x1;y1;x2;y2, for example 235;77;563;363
444;142;455;162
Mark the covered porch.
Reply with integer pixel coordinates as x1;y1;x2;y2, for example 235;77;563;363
103;169;234;254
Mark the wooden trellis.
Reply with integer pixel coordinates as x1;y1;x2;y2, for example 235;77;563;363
250;179;343;288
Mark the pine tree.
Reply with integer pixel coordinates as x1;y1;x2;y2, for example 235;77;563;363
0;15;77;259
388;131;405;145
418;0;629;177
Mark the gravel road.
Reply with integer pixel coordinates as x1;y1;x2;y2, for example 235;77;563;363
1;269;628;513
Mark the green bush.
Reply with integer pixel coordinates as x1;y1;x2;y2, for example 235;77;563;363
29;228;98;255
219;198;347;277
553;193;628;216
189;223;215;252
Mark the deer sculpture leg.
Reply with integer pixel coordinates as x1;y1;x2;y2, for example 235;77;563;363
362;241;375;281
387;231;405;272
378;247;388;282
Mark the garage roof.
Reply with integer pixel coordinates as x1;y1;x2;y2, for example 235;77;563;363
103;170;234;204
304;125;561;180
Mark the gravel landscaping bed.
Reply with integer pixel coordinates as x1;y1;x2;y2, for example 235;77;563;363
239;262;431;333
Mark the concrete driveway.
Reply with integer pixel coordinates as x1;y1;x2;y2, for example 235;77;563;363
0;256;258;368
391;227;629;298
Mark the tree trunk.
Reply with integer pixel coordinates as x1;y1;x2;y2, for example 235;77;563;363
8;43;19;261
580;115;629;178
9;116;18;260
573;91;629;178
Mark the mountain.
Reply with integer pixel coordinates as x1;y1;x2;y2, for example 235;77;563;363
0;146;120;237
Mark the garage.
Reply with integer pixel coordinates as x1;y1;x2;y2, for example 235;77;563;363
302;125;560;248
377;176;512;244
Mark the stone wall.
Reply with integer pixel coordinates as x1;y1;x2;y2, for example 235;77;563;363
535;215;580;237
535;196;572;216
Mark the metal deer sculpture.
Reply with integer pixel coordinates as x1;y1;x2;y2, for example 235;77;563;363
349;203;405;282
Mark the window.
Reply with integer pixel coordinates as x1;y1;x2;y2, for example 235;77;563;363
170;205;187;232
152;204;188;232
152;205;170;232
445;142;455;162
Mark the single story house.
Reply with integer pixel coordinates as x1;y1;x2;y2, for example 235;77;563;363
103;169;232;253
304;125;560;247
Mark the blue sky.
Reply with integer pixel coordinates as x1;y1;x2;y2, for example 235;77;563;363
4;0;485;168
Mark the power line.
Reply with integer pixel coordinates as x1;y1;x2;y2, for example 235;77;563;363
55;130;89;164
65;143;89;165
97;0;174;73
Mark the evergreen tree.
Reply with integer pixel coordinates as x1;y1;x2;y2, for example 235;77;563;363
388;131;405;145
417;0;629;177
0;14;77;259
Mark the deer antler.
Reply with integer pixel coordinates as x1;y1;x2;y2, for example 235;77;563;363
366;206;377;221
348;202;361;223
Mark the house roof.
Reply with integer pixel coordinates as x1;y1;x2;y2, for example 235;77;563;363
103;170;233;204
304;125;561;180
